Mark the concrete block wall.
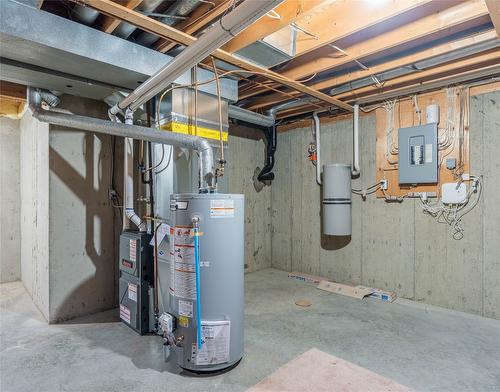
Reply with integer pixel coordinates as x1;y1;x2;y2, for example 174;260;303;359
270;90;500;320
0;118;21;283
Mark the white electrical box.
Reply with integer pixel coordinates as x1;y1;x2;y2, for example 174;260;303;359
441;183;467;204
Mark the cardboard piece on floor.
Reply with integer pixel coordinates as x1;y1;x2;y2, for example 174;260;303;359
247;348;412;392
317;280;374;299
288;271;325;284
361;286;397;302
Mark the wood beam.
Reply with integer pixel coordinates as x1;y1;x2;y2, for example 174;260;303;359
0;81;27;100
276;50;500;118
155;0;232;53
70;0;353;112
221;0;326;54
102;0;144;33
485;0;500;36
244;30;498;111
240;0;490;100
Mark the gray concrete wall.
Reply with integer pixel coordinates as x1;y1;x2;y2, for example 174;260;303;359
182;135;273;272
20;110;50;320
47;95;120;322
271;90;500;320
0;118;21;283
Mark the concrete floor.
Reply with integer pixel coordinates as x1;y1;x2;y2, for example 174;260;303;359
1;268;499;392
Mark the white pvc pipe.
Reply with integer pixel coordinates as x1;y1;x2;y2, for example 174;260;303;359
124;109;147;231
313;111;321;185
352;104;360;177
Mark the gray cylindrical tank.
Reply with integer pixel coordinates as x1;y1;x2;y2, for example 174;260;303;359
169;193;244;372
322;164;351;236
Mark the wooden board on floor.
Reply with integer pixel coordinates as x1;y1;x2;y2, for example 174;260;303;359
317;280;374;299
247;348;412;392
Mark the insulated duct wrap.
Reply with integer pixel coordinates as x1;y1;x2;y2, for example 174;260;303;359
322;164;351;236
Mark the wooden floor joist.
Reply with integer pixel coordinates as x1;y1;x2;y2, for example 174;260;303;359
101;0;144;33
155;0;233;53
485;0;500;36
72;0;353;112
276;52;500;118
244;30;498;111
221;0;326;54
240;0;491;101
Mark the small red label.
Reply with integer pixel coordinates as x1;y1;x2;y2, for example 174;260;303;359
122;259;133;269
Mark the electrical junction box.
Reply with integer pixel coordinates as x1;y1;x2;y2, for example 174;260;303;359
398;124;438;185
118;231;153;335
441;182;467;204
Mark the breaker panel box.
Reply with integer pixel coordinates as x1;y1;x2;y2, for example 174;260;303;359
118;231;153;335
398;124;438;184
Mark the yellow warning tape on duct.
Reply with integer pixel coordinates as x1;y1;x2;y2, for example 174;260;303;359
160;121;228;142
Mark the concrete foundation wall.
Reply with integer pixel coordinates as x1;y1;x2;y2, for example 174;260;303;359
181;135;273;272
20;110;50;320
271;90;500;320
47;95;120;322
0;118;21;283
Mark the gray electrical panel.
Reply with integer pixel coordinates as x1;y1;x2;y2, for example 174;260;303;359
398;124;438;184
118;231;152;335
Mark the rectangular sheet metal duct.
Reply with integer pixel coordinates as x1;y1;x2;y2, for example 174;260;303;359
0;0;237;102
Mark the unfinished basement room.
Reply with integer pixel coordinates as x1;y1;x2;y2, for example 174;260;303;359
1;0;500;391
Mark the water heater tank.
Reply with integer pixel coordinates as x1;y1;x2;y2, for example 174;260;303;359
169;193;244;372
322;164;352;236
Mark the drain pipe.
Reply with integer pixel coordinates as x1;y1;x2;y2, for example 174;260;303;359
313;111;322;185
124;109;147;231
27;88;215;194
352;104;360;177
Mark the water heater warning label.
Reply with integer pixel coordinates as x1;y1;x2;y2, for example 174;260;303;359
194;320;230;365
172;226;196;300
210;199;235;218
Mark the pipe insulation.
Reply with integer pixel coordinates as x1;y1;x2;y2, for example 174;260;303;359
111;0;283;114
27;88;215;193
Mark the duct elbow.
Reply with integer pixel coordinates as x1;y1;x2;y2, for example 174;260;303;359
125;208;147;232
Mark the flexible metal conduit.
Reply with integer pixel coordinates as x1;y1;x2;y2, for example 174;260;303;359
27;88;215;191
